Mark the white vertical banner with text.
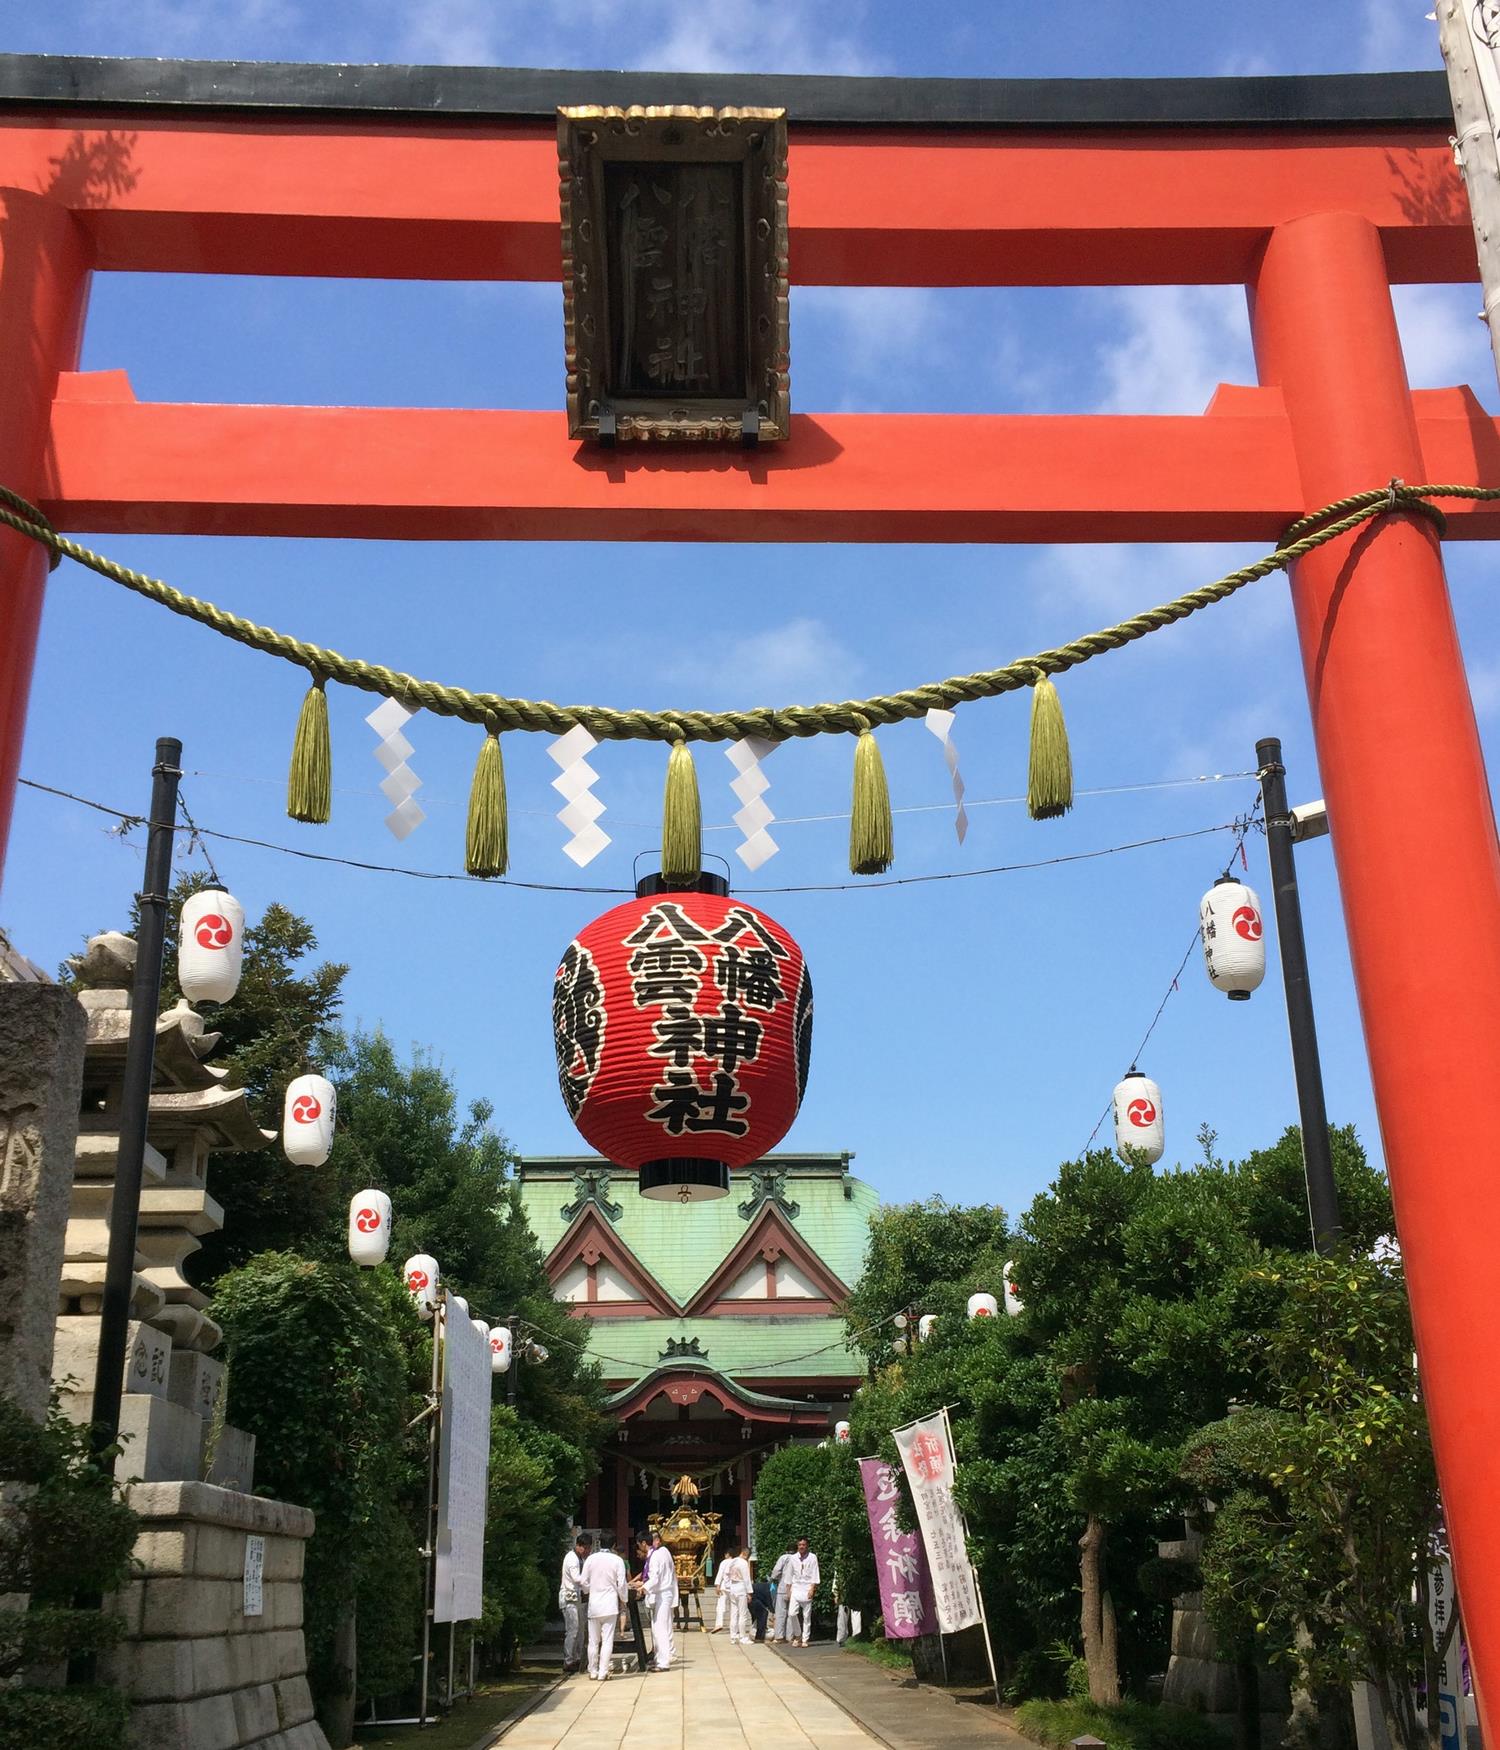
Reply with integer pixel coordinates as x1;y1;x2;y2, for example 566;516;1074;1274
434;1309;492;1624
891;1410;980;1633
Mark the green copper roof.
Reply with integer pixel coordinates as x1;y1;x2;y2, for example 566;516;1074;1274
583;1315;859;1381
517;1153;877;1306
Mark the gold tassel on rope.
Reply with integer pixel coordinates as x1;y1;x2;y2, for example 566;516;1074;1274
661;738;702;882
465;728;508;877
849;722;894;875
286;675;332;824
1027;671;1073;820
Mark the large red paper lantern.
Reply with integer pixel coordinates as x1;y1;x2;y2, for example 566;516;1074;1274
552;875;813;1201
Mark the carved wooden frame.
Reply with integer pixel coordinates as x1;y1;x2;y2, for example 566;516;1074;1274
558;104;789;443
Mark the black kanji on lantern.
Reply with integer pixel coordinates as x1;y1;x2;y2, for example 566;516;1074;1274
714;943;785;1011
629;941;706;1008
553;943;607;1119
647;1069;751;1137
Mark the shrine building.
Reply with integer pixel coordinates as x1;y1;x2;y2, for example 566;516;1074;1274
516;1151;874;1550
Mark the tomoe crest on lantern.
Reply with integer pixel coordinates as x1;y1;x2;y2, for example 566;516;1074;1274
404;1253;439;1320
552;877;813;1202
967;1292;998;1319
346;1188;392;1268
1200;877;1266;1001
834;1420;851;1444
1003;1263;1024;1317
177;889;246;1005
488;1324;513;1374
283;1073;336;1166
1113;1068;1164;1165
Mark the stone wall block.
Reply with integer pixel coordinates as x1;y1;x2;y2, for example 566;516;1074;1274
130;1690;239;1750
189;1633;232;1696
0;983;86;1417
224;1628;281;1689
98;1633;193;1700
141;1575;239;1639
262;1579;303;1631
107;1577;147;1636
262;1536;305;1583
205;1422;256;1492
117;1393;206;1485
231;1679;281;1743
192;1521;250;1580
131;1526;195;1577
273;1674;315;1729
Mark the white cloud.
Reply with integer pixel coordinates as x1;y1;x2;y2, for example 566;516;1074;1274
1355;0;1441;73
1392;283;1496;398
1091;285;1255;416
668;615;860;698
395;0;883;74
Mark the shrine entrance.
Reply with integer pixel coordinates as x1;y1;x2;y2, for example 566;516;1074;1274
2;54;1499;1739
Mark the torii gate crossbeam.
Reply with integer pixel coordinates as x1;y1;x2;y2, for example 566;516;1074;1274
1;59;1496;1727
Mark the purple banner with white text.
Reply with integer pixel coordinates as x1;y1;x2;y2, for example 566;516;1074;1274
859;1457;938;1639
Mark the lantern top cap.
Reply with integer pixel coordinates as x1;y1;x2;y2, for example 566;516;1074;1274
634;869;730;899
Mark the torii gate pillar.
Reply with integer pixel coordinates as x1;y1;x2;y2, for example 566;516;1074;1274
0;189;91;877
1253;209;1500;1713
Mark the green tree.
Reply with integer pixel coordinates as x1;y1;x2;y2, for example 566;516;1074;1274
1184;1250;1449;1750
213;1253;420;1746
0;1393;140;1748
843;1197;1011;1369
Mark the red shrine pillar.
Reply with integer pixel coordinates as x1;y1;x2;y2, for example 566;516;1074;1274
1250;210;1500;1738
0;191;92;890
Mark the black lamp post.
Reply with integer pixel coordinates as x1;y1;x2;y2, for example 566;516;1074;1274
1257;735;1343;1251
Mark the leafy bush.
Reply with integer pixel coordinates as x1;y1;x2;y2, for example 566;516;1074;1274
1017;1697;1227;1750
213;1251;421;1724
0;1390;140;1749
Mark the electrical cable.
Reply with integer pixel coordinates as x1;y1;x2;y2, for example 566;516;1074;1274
1079;798;1265;1155
19;774;1250;897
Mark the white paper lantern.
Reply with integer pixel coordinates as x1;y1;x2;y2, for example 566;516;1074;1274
488;1324;513;1374
1113;1069;1164;1165
967;1291;998;1320
470;1317;489;1339
918;1314;938;1342
178;889;246;1005
346;1189;392;1268
404;1253;439;1320
834;1420;851;1444
448;1295;470;1320
283;1073;336;1166
1200;878;1266;1001
1003;1262;1024;1318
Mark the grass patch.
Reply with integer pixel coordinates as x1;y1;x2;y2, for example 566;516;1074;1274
353;1666;552;1748
840;1637;916;1672
1016;1697;1227;1750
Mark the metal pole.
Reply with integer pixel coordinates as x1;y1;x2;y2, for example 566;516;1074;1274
419;1290;444;1728
89;737;182;1461
1256;737;1342;1251
506;1315;519;1409
1436;0;1500;395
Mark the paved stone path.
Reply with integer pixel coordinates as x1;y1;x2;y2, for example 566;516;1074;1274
492;1634;882;1749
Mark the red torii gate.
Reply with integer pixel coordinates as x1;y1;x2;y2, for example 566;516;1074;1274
2;56;1498;1717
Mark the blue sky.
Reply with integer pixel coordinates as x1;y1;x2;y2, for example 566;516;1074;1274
2;0;1492;1223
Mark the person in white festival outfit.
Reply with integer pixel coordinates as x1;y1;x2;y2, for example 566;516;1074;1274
784;1537;820;1646
639;1531;679;1671
720;1545;753;1644
711;1556;730;1633
767;1540;797;1642
578;1533;629;1681
558;1533;592;1675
